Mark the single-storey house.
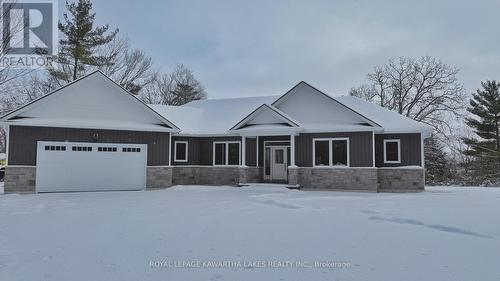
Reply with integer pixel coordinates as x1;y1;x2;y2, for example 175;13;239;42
1;71;432;193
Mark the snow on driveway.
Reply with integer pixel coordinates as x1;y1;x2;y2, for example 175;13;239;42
1;185;499;281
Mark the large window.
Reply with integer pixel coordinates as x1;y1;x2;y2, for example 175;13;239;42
213;142;240;166
174;141;188;162
313;138;349;167
384;139;400;163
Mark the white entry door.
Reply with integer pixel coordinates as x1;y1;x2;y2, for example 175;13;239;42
271;147;288;181
36;141;147;193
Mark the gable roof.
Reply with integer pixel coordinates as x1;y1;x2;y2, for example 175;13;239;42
272;81;382;128
230;104;301;131
1;71;180;132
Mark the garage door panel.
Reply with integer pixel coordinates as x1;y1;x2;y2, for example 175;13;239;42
36;141;147;192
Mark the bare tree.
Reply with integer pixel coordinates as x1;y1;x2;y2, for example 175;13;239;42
95;37;155;94
141;73;173;104
350;56;466;136
140;64;207;105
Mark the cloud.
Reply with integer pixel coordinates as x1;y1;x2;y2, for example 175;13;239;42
91;0;500;98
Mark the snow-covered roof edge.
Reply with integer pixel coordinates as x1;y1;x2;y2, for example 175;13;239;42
0;70;181;132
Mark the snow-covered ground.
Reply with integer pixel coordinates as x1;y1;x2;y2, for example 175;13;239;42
1;185;499;281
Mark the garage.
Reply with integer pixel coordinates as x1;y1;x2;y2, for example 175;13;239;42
35;141;147;193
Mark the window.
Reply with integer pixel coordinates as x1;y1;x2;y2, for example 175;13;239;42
313;138;349;167
213;142;240;166
174;141;188;162
384;139;401;163
275;149;284;164
122;147;142;153
314;140;329;166
98;146;117;152
45;145;66;151
332;139;348;166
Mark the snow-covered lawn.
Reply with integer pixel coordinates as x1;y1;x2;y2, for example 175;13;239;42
1;185;500;281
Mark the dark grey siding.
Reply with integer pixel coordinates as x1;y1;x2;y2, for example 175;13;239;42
295;132;373;167
171;136;241;166
171;136;202;165
375;133;422;167
8;125;170;166
245;137;257;166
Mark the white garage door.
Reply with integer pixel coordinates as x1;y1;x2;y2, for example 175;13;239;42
36;141;147;193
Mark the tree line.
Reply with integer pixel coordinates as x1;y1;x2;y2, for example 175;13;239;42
351;56;500;186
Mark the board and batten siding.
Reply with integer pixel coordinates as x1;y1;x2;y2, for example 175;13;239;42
171;136;242;166
295;132;373;167
8;125;170;166
245;137;257;167
375;133;422;167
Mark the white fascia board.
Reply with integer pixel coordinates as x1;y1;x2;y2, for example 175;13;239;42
376;129;432;137
3;121;177;133
303;127;383;133
229;127;303;136
174;133;240;137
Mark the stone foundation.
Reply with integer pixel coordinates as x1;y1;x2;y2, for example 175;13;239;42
4;166;36;193
288;166;425;192
172;166;241;186
377;168;424;192
292;167;378;191
3;164;424;193
246;167;262;183
146;166;173;189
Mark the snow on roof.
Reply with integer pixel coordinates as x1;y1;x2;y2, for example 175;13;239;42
149;95;279;135
334;96;433;135
148;93;432;136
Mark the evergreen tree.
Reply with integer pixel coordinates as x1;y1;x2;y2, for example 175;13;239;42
49;0;118;82
463;80;500;179
425;136;448;184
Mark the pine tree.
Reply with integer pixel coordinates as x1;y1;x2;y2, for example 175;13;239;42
463;80;500;179
50;0;118;82
424;136;448;184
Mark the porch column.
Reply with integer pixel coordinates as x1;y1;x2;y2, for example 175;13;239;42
241;136;246;166
290;134;295;166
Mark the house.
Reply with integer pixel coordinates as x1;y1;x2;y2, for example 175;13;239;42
0;71;432;193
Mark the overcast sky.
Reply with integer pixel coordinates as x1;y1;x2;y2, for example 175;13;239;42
70;0;500;98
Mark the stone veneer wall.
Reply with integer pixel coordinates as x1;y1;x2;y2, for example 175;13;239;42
291;167;378;191
4;166;36;193
246;167;262;183
377;168;424;192
146;166;173;189
172;166;243;186
289;167;424;192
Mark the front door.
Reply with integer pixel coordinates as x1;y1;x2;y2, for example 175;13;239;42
271;147;287;181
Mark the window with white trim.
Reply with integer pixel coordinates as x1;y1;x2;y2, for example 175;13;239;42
213;142;240;166
384;139;401;163
313;138;350;167
174;141;188;162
